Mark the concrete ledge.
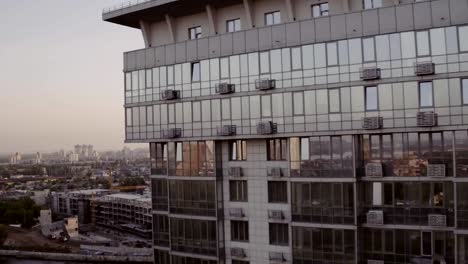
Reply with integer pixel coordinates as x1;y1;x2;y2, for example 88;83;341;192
0;250;152;263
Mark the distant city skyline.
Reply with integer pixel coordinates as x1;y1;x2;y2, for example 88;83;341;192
0;0;144;153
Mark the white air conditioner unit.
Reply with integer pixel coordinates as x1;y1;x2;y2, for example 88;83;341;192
161;89;180;100
228;167;243;178
215;83;235;94
365;163;383;177
267;167;283;177
367;210;384;225
255;79;276;90
362;117;383;130
162;128;182;139
256;121;277;135
360;67;381;80
427;164;446;177
231;247;246;258
417;111;438;127
414;62;435;75
216;125;236;136
428;214;447;227
269;252;285;262
229;208;244;218
268;210;284;220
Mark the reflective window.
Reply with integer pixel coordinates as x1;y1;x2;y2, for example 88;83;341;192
260;52;270;74
329;89;341;113
210;59;220;80
230;55;240;78
230;140;247;161
312;2;329;17
192;101;201;122
231;221;249;242
188;26;202;39
125;73;131;91
293;92;304;115
250;95;260;118
191;62;200;82
261;95;272;117
267;139;288;161
268;181;287;203
201;60;210;81
302;45;314;69
327;42;338;66
416;31;430;56
167;66;174;85
282;48;292;72
248;53;259;75
226;18;241;32
365;86;378;111
348;38;362;64
230;180;247;201
376;35;390;61
464;79;468;105
363;0;382;9
265;11;281;26
459;26;468;52
401;32;416;59
291;47;302;70
126;108;132;127
220;57;229;79
147;106;153;125
222;98;231;120
152;68;160;87
146;69;152;88
269;223;289;246
363;37;376;62
430;28;446;55
314;43;326;68
419;82;433;107
271;49;282;73
338;40;349;65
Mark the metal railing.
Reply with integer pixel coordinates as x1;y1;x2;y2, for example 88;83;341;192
102;0;155;14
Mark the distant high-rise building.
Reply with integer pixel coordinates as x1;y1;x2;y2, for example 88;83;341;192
104;1;468;263
9;152;21;165
74;145;82;155
87;145;94;158
35;152;42;164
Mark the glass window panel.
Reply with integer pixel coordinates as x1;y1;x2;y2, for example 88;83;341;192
210;59;220;80
282;48;292;72
430;28;446;55
175;103;182;123
445;27;458;54
302;45;314;69
248;53;259;75
132;107;139;127
401;32;416;59
329;89;341;113
301;138;309;160
316;89;328;114
241;96;250;119
160;67;167;86
283;93;293;116
139;106;146;126
270;49;282;73
126;108;132;127
390;33;401;60
373;182;382;206
304;91;316;115
459;26;468;52
147;106;153;125
201;60;210;81
363;37;375;62
416;31;430;56
261;95;272;117
348;38;363;64
327;42;338;66
146;69;152;88
220;57;230;79
167;66;174;85
293;92;304;115
125;72;131;91
314;44;326;68
191;62;201;82
419;82;433;107
212;99;221;121
291;47;302;70
231;97;241;120
168;104;175;124
366;86;378;111
338;40;349;65
240;54;249;77
260;51;270;74
463;79;468;105
131;71;138;90
192;101;201;122
160;104;168;125
201;100;211;121
138;70;145;89
272;94;284;117
222;98;231;120
230;55;240;78
183;102;191;123
250;95;261;118
152;68;160;87
174;64;182;85
375;35;390;61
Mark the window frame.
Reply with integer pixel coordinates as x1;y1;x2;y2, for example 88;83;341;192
365;86;379;111
462;78;468;105
191;62;201;82
268;181;288;203
229;180;248;202
312;2;329;18
419;81;434;108
231;220;249;242
269;223;289;246
363;0;382;9
226;18;241;33
265;11;281;26
188;26;202;40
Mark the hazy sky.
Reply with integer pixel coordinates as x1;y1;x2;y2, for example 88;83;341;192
0;0;145;154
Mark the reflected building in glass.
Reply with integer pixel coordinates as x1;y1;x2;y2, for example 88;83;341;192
103;0;468;262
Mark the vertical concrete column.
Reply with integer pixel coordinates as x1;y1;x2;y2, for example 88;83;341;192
284;0;295;21
342;0;350;12
139;20;152;48
165;14;175;43
206;4;217;34
243;0;254;28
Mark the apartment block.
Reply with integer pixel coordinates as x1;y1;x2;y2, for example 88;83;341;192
103;0;468;263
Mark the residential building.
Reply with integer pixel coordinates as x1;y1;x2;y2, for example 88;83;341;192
103;0;468;263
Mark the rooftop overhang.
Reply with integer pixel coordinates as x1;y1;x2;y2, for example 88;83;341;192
103;0;241;29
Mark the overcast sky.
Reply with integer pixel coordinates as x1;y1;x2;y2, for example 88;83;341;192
0;0;145;154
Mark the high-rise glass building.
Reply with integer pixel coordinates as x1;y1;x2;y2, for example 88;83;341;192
103;0;468;262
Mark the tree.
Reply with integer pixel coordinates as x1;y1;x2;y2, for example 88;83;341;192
0;225;7;245
119;176;145;186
